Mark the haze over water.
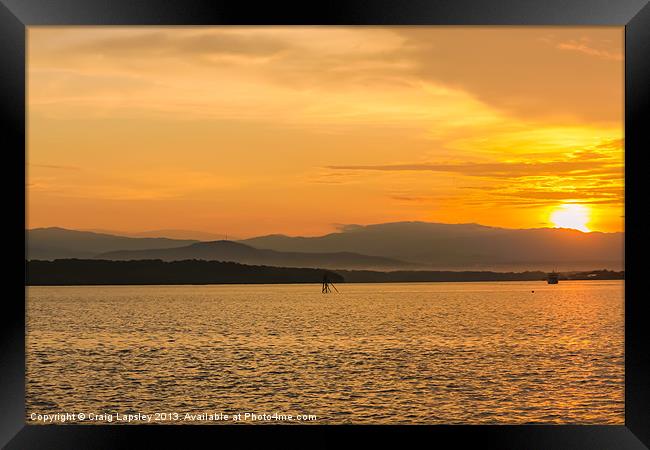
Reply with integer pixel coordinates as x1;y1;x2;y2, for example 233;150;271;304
27;281;623;424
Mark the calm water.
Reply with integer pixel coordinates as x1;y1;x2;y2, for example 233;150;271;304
26;281;624;424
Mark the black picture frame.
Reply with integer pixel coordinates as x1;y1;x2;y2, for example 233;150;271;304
2;1;648;448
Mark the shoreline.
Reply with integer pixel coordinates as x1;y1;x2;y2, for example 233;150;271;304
26;259;623;286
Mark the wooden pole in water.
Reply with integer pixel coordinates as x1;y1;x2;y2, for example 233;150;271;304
322;274;331;293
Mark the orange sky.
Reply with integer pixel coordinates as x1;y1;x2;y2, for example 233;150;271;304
27;27;624;237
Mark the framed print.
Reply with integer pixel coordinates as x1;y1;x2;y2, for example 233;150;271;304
2;0;649;448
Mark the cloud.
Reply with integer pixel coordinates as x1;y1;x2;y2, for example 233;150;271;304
492;187;622;202
29;28;408;79
556;40;623;61
78;31;294;68
327;137;622;182
327;138;623;210
29;27;623;126
328;159;621;179
29;167;242;201
390;195;430;202
393;28;623;124
30;164;81;171
596;138;624;150
334;224;364;232
30;30;494;132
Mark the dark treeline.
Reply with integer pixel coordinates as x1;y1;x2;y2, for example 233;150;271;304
26;259;624;286
334;269;625;283
26;259;345;285
563;269;625;280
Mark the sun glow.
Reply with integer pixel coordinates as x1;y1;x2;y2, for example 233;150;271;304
550;204;591;232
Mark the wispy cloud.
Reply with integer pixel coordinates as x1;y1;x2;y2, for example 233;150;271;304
30;163;81;171
556;40;623;61
328;159;621;179
390;195;431;203
327;138;623;211
29;168;242;201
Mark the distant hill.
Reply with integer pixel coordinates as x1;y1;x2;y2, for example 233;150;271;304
26;259;344;285
27;222;624;271
241;221;624;271
95;240;412;270
27;227;199;260
83;228;228;241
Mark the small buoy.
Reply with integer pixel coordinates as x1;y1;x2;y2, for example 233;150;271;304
531;290;535;293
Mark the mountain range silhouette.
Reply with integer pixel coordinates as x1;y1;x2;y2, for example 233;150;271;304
27;221;623;271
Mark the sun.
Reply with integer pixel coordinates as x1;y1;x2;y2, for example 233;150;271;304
549;204;591;232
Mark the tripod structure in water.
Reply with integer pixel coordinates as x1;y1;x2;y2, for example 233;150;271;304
322;274;338;294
